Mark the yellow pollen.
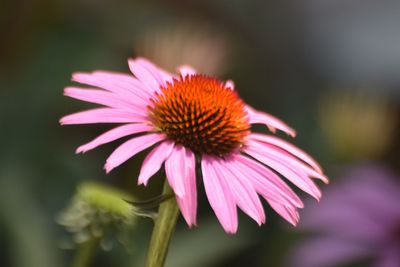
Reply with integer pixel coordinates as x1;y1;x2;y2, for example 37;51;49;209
148;74;250;156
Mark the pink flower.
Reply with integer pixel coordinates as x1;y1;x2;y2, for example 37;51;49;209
60;58;328;234
288;164;400;267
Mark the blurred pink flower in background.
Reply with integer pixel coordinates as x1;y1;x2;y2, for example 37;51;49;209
60;58;328;233
289;164;400;267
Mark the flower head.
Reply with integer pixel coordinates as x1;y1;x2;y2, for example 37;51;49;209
289;164;400;267
57;182;136;250
60;58;328;233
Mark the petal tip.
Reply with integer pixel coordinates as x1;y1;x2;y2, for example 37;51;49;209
59;117;67;125
104;162;113;174
75;146;86;154
137;175;149;186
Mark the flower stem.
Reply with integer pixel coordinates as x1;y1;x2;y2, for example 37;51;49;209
72;237;100;267
145;181;179;267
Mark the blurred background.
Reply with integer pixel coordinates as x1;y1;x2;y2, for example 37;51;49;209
1;0;400;267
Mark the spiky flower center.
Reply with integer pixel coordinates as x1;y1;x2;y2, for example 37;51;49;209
148;74;250;156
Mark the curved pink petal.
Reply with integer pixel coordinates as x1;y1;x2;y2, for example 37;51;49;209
64;87;146;113
178;65;197;77
175;148;197;227
244;147;322;200
104;133;165;173
128;58;166;93
225;80;235;90
213;158;265;225
91;71;152;98
165;145;189;197
249;133;324;174
246;106;296;137
232;154;304;208
158;68;176;84
72;72;150;103
226;159;291;207
76;123;154;154
135;58;174;84
138;141;175;185
59;108;148;125
267;200;299;226
201;155;238;234
247;139;328;183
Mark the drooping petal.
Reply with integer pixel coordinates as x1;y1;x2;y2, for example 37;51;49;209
128;58;166;93
201;155;238;234
104;133;165;173
59;108;148;125
244;147;322;200
175;148;197;226
164;145;189;197
247;139;328;183
138;141;174;185
250;133;324;174
246;106;296;137
213;158;265;225
232;154;304;208
178;65;197;77
267;200;299;226
72;72;150;102
76;123;154;154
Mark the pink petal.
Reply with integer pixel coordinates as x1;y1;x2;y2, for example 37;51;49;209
213;158;265;225
76;123;154;154
201;155;238;234
92;71;152;98
59;108;148;125
246;106;296;137
158;69;176;84
232;154;304;208
225;80;235;90
244;147;322;200
64;87;146;113
178;65;197;77
128;58;166;93
247;139;328;183
175;148;197;227
72;72;150;102
267;200;299;226
138;141;175;185
249;133;324;174
164;145;189;197
104;133;165;173
135;58;174;84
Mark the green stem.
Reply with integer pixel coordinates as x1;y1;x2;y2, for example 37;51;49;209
145;182;179;267
72;237;100;267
